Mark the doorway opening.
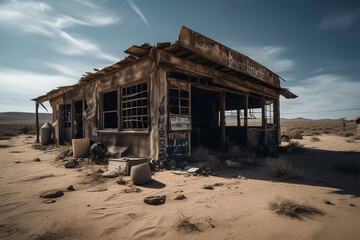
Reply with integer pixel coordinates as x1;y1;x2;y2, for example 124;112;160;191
74;100;83;138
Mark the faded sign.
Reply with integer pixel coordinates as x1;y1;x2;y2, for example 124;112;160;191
178;26;278;87
170;116;191;131
167;131;190;156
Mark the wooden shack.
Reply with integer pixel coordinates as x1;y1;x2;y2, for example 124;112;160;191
343;116;360;133
33;26;297;161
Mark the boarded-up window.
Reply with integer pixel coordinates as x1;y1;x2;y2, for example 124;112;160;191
121;82;148;130
102;90;118;129
168;80;190;116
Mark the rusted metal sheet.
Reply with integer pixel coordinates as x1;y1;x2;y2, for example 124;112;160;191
279;88;298;99
177;26;279;87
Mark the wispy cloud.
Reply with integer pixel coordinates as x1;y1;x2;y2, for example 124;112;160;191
281;74;360;119
0;0;119;61
236;46;295;73
127;0;149;26
0;68;74;112
320;11;359;30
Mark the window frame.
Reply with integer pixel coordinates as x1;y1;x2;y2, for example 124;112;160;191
120;80;149;132
100;88;119;130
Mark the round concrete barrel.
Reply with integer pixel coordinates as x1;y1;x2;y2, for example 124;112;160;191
41;122;51;145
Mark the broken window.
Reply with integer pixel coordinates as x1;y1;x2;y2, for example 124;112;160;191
265;101;274;125
62;104;71;128
102;90;118;129
121;82;148;130
168;80;190;115
247;108;262;127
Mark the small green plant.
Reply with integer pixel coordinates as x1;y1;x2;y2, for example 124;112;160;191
268;196;324;220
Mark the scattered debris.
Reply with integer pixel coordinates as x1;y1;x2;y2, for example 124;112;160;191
67;185;75;191
65;159;78;168
206;218;215;228
40;190;64;198
15;161;21;164
226;160;242;168
116;177;127;185
214;183;224;186
102;170;118;178
124;187;142;193
96;168;105;173
349;203;356;207
42;199;56;204
87;188;107;192
144;195;166;205
203;185;214;190
324;200;334;205
10;151;24;153
34;158;41;162
183;166;200;173
90;142;108;159
174;194;186;200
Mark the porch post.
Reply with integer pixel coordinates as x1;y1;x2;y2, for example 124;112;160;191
262;98;267;145
35;101;40;143
220;91;226;150
236;109;240;128
244;94;248;146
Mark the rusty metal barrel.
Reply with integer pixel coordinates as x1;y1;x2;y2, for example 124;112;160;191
40;122;51;145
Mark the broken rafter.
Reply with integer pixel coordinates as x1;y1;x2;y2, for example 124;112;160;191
124;45;150;57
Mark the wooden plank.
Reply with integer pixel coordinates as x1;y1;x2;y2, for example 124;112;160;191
220;91;226;150
124;45;149;57
35;102;39;143
157;49;279;98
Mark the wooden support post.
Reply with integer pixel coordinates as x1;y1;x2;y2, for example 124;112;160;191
237;109;240;128
244;94;248;146
262;98;267;145
220;91;226;150
35;102;39;143
276;99;281;145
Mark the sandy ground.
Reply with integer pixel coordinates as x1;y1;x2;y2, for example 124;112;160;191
0;134;360;240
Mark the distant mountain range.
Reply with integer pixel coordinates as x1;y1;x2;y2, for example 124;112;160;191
0;112;52;124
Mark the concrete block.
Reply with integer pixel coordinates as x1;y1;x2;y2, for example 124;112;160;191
72;138;90;158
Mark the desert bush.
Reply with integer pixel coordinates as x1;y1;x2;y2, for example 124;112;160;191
266;157;303;179
310;137;320;142
281;135;290;142
353;134;360;140
19;126;31;134
341;131;355;137
334;161;360;175
268;196;324;219
192;146;210;162
173;212;201;233
288;130;303;139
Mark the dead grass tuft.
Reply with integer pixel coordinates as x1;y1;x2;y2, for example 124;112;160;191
266;157;303;179
310;137;320;142
284;141;304;153
334;161;360;175
33;223;72;240
268;196;324;219
174;211;201;233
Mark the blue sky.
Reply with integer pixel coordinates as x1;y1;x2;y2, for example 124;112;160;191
0;0;359;119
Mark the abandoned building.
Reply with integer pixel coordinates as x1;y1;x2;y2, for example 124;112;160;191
33;26;297;161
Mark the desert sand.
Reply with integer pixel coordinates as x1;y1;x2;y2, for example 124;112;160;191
0;134;360;240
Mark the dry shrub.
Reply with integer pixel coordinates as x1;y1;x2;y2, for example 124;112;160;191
353;134;360;140
288;130;303;139
192;146;210;162
58;145;72;159
33;223;72;240
310;137;320;142
174;212;201;233
266;157;303;179
341;131;355;137
281;135;290;142
334;161;360;175
268;196;324;219
285;141;304;153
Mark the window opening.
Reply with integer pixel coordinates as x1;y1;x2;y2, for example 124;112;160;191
63;104;71;128
102;90;118;129
121;82;148;130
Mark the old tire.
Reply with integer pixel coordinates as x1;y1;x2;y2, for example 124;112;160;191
130;163;152;185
